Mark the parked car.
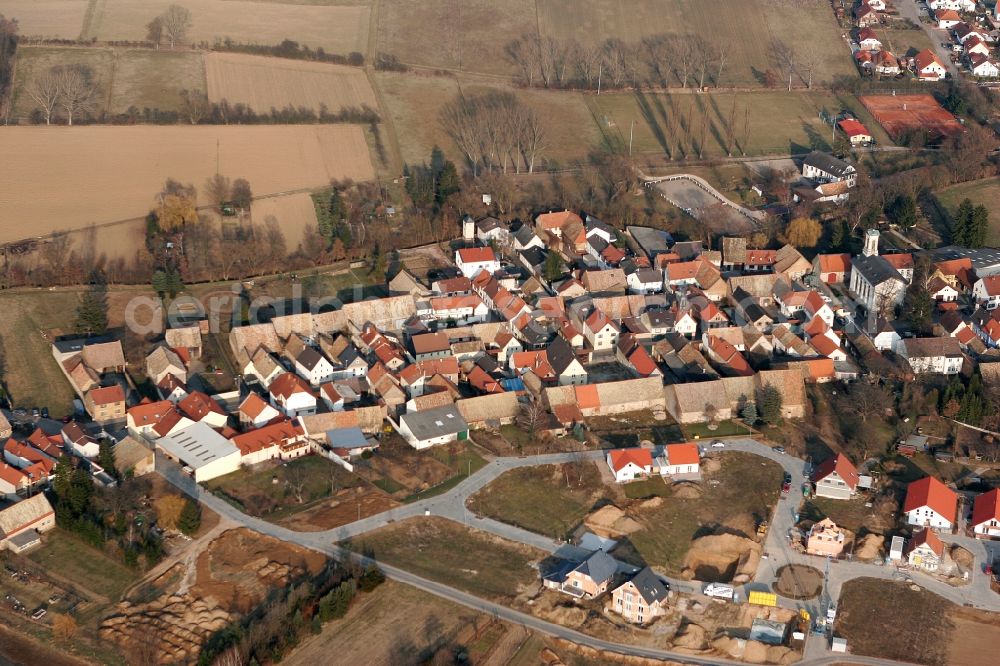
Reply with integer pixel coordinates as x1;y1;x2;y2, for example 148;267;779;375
711;440;725;448
783;472;792;484
40;407;49;419
773;446;786;454
703;583;735;599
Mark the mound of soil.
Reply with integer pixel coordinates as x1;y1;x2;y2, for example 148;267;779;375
773;564;823;600
672;623;708;650
584;505;641;538
854;533;884;562
672;482;703;499
681;533;761;582
950;544;974;569
701;458;722;473
100;529;326;664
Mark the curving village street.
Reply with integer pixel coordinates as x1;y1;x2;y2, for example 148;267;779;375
157;437;1000;666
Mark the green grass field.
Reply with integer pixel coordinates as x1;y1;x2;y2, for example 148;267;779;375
26;528;141;602
346;517;544;602
589;90;893;158
936;178;1000;247
467;462;608;539
627;452;782;575
879;27;935;59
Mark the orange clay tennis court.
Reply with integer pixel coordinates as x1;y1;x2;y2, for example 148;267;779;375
859;94;964;140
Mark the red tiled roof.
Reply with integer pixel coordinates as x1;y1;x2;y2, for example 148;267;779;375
239;393;273;419
903;476;957;520
457;247;497;264
0;463;27;487
178;391;226;422
882;253;913;271
269;373;313;400
574;384;601;410
536;210;582;231
89;385;125;405
915;48;944;73
812;453;859;490
608;448;653;473
810;335;840;358
128;399;174;425
230;419;304;456
979;275;1000;297
908;528;945;557
972;488;1000;529
665;443;699;467
838;119;871;138
817;253;851;274
627;346;659;377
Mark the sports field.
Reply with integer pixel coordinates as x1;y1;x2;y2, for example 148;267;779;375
859;94;964;141
205;52;376;113
0;125;374;241
375;71;600;166
0;0;88;39
590;90;892;158
83;0;370;54
936;178;1000;247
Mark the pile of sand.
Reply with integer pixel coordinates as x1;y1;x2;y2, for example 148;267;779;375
681;533;761;582
672;482;703;499
950;544;974;569
584;505;642;538
854;533;884;562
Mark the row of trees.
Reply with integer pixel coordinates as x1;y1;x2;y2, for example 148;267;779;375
0;14;16;113
146;4;193;50
504;33;821;91
440;91;546;175
25;64;97;125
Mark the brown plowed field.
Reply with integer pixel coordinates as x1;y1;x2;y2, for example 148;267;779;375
0;125;374;242
0;0;88;39
206;52;377;113
88;0;370;54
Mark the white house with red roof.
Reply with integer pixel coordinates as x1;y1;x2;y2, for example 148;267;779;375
971;488;1000;538
915;49;947;81
582;309;620;352
238;393;282;429
969;54;999;78
455;247;500;279
662;443;700;476
936;9;962;29
904;476;958;529
813;253;852;284
268;373;317;417
974;275;1000;309
905;529;945;571
838;119;873;146
857;27;882;51
812;453;859;500
607;448;654;483
0;494;55;552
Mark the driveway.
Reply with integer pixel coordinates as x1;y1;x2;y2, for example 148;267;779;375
896;0;960;76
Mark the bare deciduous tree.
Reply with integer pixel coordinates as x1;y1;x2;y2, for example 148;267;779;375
26;68;61;124
55;65;96;126
180;88;210;124
771;39;796;92
160;4;193;49
204;173;231;208
440;91;546;175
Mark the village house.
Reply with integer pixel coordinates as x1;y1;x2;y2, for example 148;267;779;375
971;488;1000;538
857;27;882;51
610;567;669;624
896;337;964;375
548;336;588;385
838;118;873;146
62;422;100;458
85;385;126;424
237;393;282;429
582;308;620;352
855;2;879;27
806;518;847;558
0;494;55;552
935;9;962;30
113;437;155;477
397;404;469;449
178;391;229;429
607;448;654;483
165;324;203;360
145;346;187;385
662;442;700;476
230;419;310;466
969;53;1000;78
455;246;501;279
904;476;958;529
812;453;860;500
906;529;945;572
268;372;317;417
973;275;1000;309
802;151;857;188
545;549;619;598
915;48;947;81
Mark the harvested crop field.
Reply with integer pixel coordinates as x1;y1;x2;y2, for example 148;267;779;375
109;49;207;114
859;94;964;141
206;52;376;113
250;192;320;251
0;0;87;39
0;125;374;242
279;486;400;532
86;0;370;54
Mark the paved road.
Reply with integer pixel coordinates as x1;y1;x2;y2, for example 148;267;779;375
155;440;1000;666
897;0;960;77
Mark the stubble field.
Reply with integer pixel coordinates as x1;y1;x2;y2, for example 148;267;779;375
205;52;377;113
0;0;88;39
10;45;115;119
0;125;374;241
250;192;321;252
83;0;370;54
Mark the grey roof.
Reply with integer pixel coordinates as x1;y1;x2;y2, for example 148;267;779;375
585;215;616;237
902;337;962;359
672;241;703;261
326;426;369;449
852;254;904;287
929;246;1000;276
476;216;504;233
803;151;854;178
627;226;673;258
296;346;326;371
6;529;41;549
52;335;113;354
589;235;610;253
520;247;547;268
513;223;540;246
635;268;662;284
547;336;579;375
625;566;669;605
574;549;618;585
156;422;239;470
399;405;468;440
644;309;675;329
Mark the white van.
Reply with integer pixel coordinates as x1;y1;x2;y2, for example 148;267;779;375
703;583;735;599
